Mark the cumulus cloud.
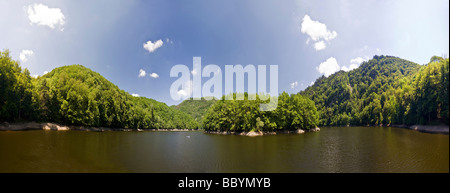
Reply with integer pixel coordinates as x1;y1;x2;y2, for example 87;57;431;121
149;72;159;78
290;81;299;89
301;15;337;41
131;93;140;97
177;80;193;99
342;57;366;72
19;50;34;62
143;39;163;53
301;15;337;51
138;69;147;77
316;57;340;77
313;41;326;51
27;3;65;30
350;57;365;64
43;71;48;75
317;56;366;76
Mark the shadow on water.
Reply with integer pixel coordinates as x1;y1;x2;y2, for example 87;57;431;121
0;127;448;172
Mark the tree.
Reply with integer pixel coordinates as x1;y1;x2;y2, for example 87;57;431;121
203;92;319;132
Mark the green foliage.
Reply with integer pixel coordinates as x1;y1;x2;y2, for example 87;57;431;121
0;50;37;121
413;57;449;124
3;49;447;131
0;50;198;130
202;92;319;132
301;55;449;126
171;97;217;127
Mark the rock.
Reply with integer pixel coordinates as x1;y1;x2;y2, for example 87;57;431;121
42;123;70;131
310;127;320;132
246;131;263;136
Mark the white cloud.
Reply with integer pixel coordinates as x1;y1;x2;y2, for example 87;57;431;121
131;93;140;97
310;81;314;86
138;69;146;77
149;72;159;78
313;41;326;51
301;15;337;51
290;81;299;88
177;80;193;99
27;3;65;30
301;15;337;41
143;39;163;53
19;50;34;62
316;57;340;77
341;64;356;72
32;74;39;78
342;57;366;72
350;57;364;64
43;71;48;75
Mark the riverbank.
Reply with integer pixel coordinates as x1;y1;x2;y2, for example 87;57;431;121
204;127;320;136
2;121;446;135
390;124;449;134
0;122;194;132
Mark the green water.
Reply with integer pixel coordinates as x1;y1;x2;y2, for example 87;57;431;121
0;127;448;172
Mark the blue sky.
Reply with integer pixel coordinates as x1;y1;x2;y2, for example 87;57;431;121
1;0;448;106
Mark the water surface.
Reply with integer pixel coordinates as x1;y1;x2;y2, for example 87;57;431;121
0;127;448;172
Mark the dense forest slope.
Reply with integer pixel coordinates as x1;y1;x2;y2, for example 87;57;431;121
171;97;217;126
2;49;447;131
0;50;198;130
300;55;449;126
203;92;319;132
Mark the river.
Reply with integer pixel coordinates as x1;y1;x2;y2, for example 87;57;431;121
0;126;448;172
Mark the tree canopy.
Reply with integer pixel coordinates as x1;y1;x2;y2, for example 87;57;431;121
2;49;447;131
171;97;217;127
300;55;449;126
0;50;198;130
202;92;319;132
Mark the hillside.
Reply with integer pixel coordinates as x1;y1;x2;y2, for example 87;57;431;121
300;55;449;126
203;92;319;132
0;50;198;130
171;97;217;126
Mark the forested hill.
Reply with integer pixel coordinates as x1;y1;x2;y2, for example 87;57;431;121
0;50;198;130
171;97;217;126
300;55;449;126
202;92;319;132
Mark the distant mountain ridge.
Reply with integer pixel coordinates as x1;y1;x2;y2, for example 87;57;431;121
171;97;217;126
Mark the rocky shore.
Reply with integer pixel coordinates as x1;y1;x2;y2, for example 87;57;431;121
390;124;449;134
0;122;194;132
204;127;320;136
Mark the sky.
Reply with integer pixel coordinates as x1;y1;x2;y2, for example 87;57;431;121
1;0;449;106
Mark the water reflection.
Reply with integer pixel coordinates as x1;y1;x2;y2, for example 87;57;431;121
0;127;448;173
